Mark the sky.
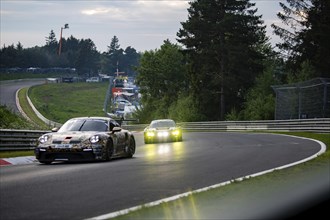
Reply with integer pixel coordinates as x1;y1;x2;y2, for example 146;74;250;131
1;0;285;53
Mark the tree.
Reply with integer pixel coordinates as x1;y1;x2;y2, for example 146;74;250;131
123;46;140;76
272;0;330;78
135;40;186;121
0;44;18;68
1;33;140;77
107;35;120;55
75;39;99;75
45;30;58;54
106;36;123;74
242;65;278;120
177;0;268;120
45;30;57;46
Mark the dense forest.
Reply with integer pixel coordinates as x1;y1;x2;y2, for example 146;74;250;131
1;0;329;123
0;35;140;77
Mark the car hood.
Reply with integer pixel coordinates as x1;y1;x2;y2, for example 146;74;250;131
148;127;176;131
49;131;101;143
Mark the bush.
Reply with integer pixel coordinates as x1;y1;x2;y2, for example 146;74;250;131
168;94;205;122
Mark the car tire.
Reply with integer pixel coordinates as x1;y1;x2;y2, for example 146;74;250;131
127;136;136;158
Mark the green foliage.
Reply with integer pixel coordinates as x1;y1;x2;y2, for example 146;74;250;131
135;40;187;122
17;88;49;129
287;60;317;84
225;108;242;121
75;39;99;75
241;65;279;120
102;35;140;76
168;93;205;122
177;0;268;120
0;105;40;129
132;105;157;124
0;35;140;77
272;0;330;78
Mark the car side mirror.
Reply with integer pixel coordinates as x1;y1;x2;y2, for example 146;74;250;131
112;127;122;133
51;127;59;132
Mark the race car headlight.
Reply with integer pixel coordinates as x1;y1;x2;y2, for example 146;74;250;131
146;131;155;137
39;135;49;144
90;135;100;143
172;130;180;136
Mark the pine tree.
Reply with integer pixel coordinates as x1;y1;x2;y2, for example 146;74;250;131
177;0;267;120
107;35;120;56
45;30;57;46
45;30;58;54
272;0;330;78
107;36;123;74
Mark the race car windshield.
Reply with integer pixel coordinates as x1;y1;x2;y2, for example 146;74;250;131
58;119;108;132
150;120;175;128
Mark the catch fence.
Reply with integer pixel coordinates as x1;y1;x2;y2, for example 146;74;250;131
272;78;330;120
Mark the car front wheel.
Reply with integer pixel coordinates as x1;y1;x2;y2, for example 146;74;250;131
127;136;136;158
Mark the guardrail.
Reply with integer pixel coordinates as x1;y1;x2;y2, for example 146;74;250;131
1;118;329;151
122;118;330;133
0;129;50;151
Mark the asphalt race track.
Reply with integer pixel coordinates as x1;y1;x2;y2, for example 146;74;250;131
0;79;45;113
0;132;324;220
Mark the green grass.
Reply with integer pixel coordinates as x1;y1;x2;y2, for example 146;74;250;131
28;82;109;124
17;88;49;129
0;150;34;158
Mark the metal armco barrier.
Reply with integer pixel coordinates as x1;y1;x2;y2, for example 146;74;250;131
0;129;50;151
1;118;329;151
122;118;330;133
179;118;330;132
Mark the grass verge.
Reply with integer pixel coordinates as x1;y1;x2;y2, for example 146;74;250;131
0;150;34;158
28;82;108;124
17;87;49;129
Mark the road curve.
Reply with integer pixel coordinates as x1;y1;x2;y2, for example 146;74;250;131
0;132;324;220
0;79;45;113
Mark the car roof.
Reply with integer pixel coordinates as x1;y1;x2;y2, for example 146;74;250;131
68;116;112;121
151;119;175;123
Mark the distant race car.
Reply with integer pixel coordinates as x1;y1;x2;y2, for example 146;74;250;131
143;119;182;144
35;116;136;164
